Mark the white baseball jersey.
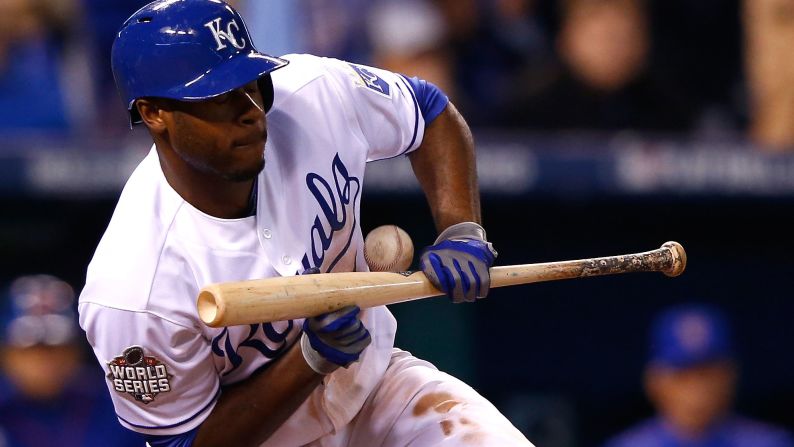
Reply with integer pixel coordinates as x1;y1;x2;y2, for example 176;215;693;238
78;54;425;439
79;53;535;447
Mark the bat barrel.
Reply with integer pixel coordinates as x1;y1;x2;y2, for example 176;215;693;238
490;241;686;287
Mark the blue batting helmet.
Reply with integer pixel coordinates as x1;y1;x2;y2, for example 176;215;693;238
112;0;288;125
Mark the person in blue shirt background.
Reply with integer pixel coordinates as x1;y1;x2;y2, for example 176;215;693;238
603;303;794;447
0;274;141;447
0;0;80;134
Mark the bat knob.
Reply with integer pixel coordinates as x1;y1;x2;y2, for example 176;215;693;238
197;287;224;327
661;241;687;277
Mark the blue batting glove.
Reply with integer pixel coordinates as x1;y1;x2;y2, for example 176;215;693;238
301;305;371;374
420;222;498;303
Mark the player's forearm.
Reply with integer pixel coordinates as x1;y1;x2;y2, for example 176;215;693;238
409;102;482;232
192;340;323;447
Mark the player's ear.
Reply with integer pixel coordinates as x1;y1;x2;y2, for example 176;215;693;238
136;98;169;133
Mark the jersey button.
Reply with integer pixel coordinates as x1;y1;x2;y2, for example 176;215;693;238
282;255;292;265
262;228;272;239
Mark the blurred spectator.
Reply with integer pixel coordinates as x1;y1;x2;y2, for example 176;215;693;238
82;0;150;133
0;275;141;447
502;0;694;132
0;0;95;135
368;0;455;96
234;0;308;57
603;304;794;447
440;0;553;126
240;0;455;97
239;0;547;121
745;0;794;150
300;0;374;62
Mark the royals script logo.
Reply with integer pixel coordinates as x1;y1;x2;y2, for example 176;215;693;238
204;17;246;51
301;153;361;273
107;346;172;404
211;155;360;372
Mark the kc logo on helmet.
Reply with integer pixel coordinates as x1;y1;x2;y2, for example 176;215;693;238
204;17;247;51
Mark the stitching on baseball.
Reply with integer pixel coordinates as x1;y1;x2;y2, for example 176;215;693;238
391;226;403;270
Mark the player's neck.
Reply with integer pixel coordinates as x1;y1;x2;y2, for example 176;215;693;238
156;148;256;219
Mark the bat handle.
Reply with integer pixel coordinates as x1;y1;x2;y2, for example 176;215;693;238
662;241;687;277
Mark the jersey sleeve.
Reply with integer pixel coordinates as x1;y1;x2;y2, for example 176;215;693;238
322;58;448;161
79;303;220;436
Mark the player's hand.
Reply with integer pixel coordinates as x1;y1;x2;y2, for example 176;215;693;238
420;222;498;303
300;305;371;375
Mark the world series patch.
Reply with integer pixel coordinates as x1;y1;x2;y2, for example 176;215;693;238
107;346;172;404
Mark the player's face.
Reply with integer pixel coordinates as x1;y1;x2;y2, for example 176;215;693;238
1;344;82;399
164;80;267;182
645;361;736;436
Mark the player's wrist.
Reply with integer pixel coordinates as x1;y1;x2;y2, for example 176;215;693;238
435;221;487;243
434;222;498;259
300;332;340;375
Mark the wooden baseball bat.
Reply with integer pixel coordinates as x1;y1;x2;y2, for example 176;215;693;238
197;241;686;327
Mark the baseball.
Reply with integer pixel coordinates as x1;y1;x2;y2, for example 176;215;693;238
364;225;414;272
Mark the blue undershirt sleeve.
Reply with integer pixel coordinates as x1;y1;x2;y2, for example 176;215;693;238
399;75;449;125
144;426;200;447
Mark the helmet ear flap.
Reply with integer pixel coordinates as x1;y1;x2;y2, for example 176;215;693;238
258;75;274;113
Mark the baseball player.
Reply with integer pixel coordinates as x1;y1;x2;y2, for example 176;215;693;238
78;1;533;446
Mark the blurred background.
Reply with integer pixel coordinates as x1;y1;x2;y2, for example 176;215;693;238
1;0;793;446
